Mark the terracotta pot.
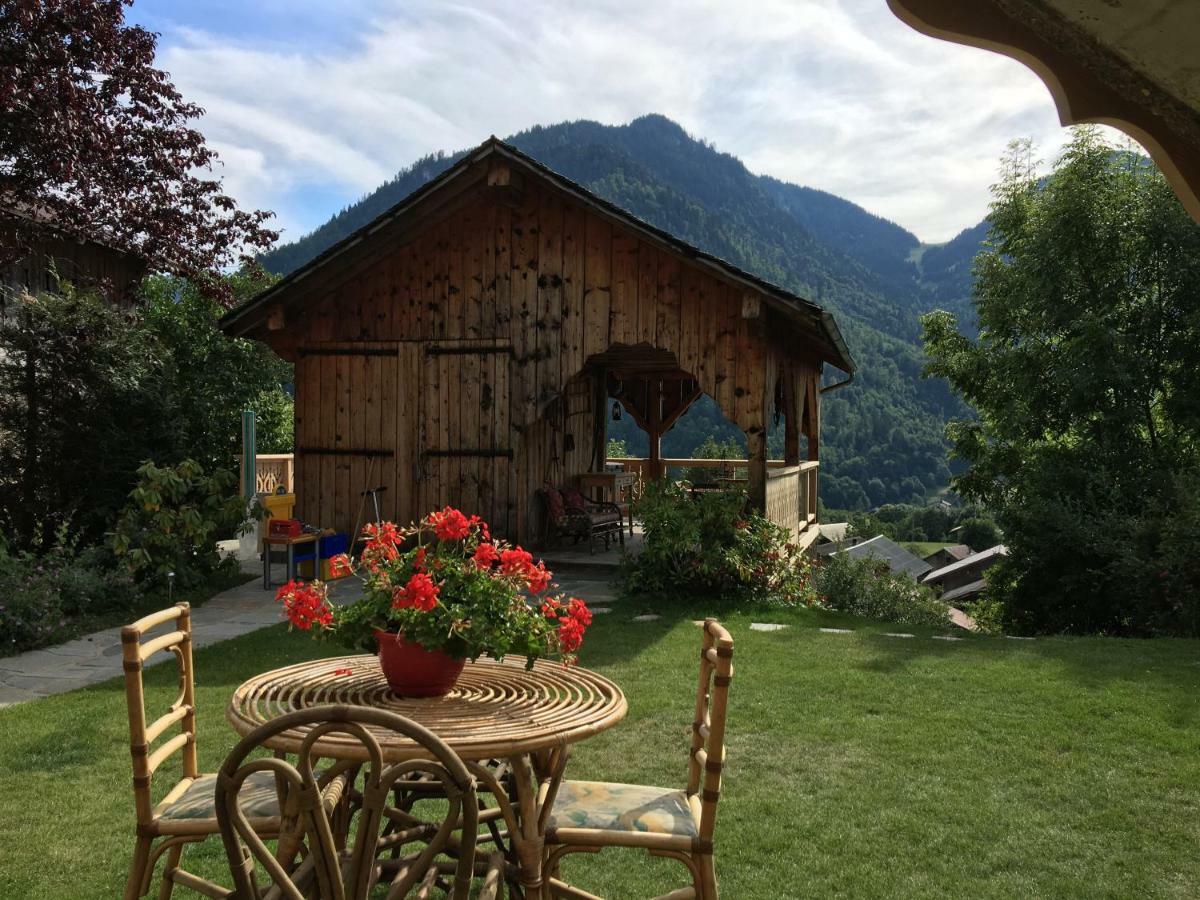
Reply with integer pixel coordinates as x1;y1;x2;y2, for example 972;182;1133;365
373;630;465;697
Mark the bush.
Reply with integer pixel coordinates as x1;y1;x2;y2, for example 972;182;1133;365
622;480;820;606
0;530;134;656
108;459;247;587
815;552;950;628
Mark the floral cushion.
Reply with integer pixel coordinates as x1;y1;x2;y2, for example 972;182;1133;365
158;770;280;822
561;487;588;510
548;780;697;836
544;488;567;523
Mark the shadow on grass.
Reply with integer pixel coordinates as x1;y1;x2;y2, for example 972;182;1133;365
852;623;1200;725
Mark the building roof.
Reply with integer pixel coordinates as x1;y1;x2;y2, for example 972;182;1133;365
923;544;1007;585
219;137;853;373
941;578;988;605
922;544;972;565
837;535;932;579
817;522;849;543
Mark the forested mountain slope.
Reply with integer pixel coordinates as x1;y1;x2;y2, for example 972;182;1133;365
260;115;989;508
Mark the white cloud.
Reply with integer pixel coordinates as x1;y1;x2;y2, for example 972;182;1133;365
145;0;1124;244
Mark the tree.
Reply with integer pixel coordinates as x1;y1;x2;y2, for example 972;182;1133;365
0;286;170;546
140;269;293;470
0;271;293;550
923;128;1200;635
957;518;999;552
0;0;276;294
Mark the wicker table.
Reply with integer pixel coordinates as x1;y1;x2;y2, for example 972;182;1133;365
227;654;627;895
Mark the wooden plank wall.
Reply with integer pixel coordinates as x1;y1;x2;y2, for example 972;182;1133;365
284;178;820;544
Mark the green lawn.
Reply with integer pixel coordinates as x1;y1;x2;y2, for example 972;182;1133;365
901;541;956;557
2;597;1199;898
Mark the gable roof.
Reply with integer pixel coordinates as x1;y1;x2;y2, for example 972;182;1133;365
219;137;854;373
922;544;972;564
838;535;932;578
923;545;1007;585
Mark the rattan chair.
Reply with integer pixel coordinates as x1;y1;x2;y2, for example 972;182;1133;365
213;705;505;899
544;619;734;900
122;603;283;900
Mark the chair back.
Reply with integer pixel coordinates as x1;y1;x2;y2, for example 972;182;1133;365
121;602;199;828
686;619;734;846
215;705;481;900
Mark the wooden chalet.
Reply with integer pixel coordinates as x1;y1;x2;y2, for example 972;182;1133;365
220;138;854;546
1;211;147;314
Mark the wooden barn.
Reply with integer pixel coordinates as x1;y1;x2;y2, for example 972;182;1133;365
220;138;854;546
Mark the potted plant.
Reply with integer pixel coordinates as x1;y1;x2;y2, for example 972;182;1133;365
274;507;593;697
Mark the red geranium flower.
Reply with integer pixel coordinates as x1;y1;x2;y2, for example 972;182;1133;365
558;616;586;653
328;553;354;578
473;542;499;569
429;506;471;542
526;561;552;594
500;547;534;578
393;572;440;611
275;579;334;631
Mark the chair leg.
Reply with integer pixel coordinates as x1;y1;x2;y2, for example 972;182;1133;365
697;852;718;900
125;836;154;900
157;842;184;900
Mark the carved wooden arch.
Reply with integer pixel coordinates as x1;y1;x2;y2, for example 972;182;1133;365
887;0;1200;223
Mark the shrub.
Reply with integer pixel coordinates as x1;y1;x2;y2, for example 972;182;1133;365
0;531;134;656
108;459;247;587
623;480;820;606
815;552;950;627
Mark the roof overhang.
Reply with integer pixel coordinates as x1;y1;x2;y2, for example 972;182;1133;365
888;0;1200;223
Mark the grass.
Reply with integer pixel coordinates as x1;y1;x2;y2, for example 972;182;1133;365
901;541;956;557
2;595;1200;898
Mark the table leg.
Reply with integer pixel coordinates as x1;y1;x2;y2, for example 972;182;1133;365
263;543;270;590
504;745;570;899
287;543;295;582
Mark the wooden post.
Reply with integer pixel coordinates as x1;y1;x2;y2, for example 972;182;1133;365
783;367;800;467
648;377;663;481
746;428;767;513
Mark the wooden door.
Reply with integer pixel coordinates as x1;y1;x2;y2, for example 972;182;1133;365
293;344;400;539
417;340;513;537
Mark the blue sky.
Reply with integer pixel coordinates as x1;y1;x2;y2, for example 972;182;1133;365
128;0;1103;246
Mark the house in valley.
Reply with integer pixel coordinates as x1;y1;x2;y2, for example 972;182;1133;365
923;544;1007;604
836;535;932;579
220;138;854;545
922;544;972;570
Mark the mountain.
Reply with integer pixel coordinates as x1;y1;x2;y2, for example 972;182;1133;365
259;115;990;509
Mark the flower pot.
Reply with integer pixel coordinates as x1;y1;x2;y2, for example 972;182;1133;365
373;630;465;697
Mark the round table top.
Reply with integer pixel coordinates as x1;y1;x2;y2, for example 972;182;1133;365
226;654;627;762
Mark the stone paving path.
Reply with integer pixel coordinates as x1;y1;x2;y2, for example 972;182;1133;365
0;571;290;708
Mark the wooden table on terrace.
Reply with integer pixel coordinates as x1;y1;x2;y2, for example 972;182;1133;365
577;471;637;535
227;655;627;895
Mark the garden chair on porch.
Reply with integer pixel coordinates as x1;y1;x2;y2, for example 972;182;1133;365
538;486;624;554
211;705;505;899
121;603;283;899
544;619;734;900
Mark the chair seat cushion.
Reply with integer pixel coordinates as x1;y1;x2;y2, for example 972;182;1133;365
159;770;280;822
544;487;566;524
588;511;621;526
548;780;697;836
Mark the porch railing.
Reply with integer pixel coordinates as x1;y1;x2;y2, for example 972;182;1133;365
609;456;819;543
242;453;295;497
